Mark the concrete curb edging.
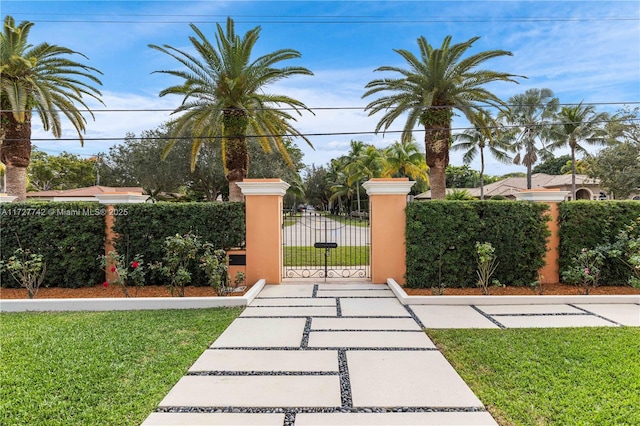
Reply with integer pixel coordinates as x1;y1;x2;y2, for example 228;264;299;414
387;278;640;305
0;279;267;313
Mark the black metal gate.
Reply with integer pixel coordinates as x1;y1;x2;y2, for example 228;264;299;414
282;209;370;279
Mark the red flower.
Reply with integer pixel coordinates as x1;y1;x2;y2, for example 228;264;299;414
131;261;140;269
110;266;117;272
102;281;109;288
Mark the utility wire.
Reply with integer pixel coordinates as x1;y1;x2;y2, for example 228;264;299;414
12;17;640;24
2;101;639;114
10;117;640;144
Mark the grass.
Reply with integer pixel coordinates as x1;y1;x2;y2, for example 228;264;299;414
0;308;242;426
284;245;369;266
427;327;640;426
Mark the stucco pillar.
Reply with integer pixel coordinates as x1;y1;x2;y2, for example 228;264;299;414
237;179;289;285
514;190;569;284
362;178;415;284
95;193;149;282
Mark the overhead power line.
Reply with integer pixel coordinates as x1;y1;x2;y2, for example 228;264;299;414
23;19;640;25
2;101;639;114
8;117;640;144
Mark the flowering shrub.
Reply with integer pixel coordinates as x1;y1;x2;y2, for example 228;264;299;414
0;248;46;299
562;248;605;295
151;233;230;296
98;251;145;297
151;233;202;297
475;242;499;295
200;243;228;294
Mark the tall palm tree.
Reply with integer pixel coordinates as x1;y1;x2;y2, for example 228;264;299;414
548;103;609;200
0;16;103;201
452;112;512;199
363;35;521;199
382;138;429;185
342;140;367;214
346;143;384;214
499;88;558;189
327;157;352;215
149;17;314;202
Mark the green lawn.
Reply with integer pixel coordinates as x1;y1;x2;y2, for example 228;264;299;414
284;245;369;266
427;327;640;426
0;308;242;426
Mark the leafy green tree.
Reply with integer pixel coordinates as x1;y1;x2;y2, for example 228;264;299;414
0;16;103;201
589;143;640;199
446;165;481;188
27;148;96;191
149;17;313;201
98;129;193;201
303;164;331;210
452;112;512;199
548;102;609;200
532;154;572;175
498;88;559;189
363;35;520;199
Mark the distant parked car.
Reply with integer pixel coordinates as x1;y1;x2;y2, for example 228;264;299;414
350;210;369;219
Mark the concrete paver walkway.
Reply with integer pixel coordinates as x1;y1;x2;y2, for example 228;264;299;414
143;282;639;425
143;283;497;426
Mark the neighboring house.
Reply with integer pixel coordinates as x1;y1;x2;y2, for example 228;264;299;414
415;173;608;201
26;185;145;202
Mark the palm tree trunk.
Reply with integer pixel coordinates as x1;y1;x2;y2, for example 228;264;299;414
356;184;361;214
571;146;576;201
480;148;485;200
526;162;532;190
424;125;450;200
0;110;32;201
224;110;249;202
4;165;28;201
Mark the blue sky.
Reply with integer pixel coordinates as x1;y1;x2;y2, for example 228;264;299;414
3;0;640;176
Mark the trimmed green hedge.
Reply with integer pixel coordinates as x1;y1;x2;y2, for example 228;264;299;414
558;201;640;285
406;201;550;288
112;202;245;286
0;202;105;288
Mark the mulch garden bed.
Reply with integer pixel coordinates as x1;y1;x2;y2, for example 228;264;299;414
2;282;638;299
0;284;251;299
402;282;640;296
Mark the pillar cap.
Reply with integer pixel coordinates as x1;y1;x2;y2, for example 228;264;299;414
0;194;18;203
514;190;569;202
362;178;415;195
95;193;149;204
237;179;290;196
